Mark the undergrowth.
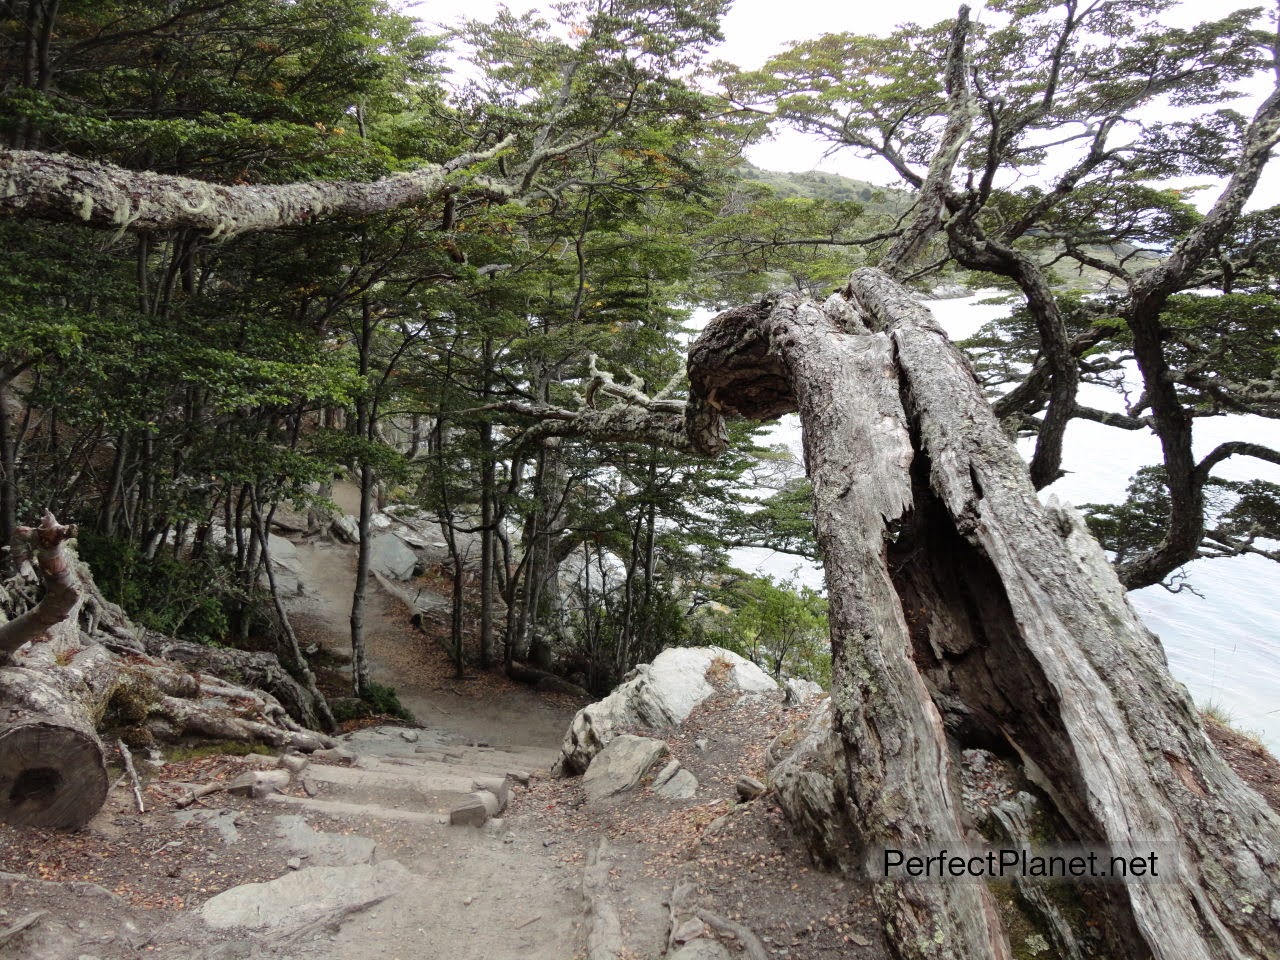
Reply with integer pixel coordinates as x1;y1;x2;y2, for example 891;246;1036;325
331;681;414;724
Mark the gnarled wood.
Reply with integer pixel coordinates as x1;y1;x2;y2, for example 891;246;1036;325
1;530;334;828
0;143;510;238
686;270;1280;960
0;511;80;658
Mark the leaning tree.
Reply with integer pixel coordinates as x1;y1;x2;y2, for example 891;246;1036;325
2;3;1279;957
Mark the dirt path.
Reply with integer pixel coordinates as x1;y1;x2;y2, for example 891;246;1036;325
260;531;592;960
284;534;577;751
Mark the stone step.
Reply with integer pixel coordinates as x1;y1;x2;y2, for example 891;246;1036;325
354;754;524;786
265;793;450;825
303;762;476;813
366;746;552;779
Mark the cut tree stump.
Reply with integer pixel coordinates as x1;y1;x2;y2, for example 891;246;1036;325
0;645;114;828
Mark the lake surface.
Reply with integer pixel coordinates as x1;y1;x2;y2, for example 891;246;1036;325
721;294;1280;748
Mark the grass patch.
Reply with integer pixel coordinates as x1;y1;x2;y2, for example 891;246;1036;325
1201;705;1270;753
331;681;414;724
164;741;274;762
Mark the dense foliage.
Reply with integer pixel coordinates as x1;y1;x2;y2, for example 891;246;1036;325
3;0;1277;701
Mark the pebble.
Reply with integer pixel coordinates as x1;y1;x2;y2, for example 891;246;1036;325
287;857;302;870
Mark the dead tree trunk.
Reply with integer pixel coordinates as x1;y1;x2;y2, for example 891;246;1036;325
0;515;335;829
0;512;107;828
0;645;113;828
686;270;1280;960
0;512;79;658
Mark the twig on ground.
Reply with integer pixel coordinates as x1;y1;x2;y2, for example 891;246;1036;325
117;740;147;814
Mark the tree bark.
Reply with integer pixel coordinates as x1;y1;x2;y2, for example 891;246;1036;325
0;644;112;828
0;522;335;829
0;511;79;658
0;143;510;237
686;271;1280;960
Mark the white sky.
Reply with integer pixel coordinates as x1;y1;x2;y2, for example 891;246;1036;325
403;0;1280;207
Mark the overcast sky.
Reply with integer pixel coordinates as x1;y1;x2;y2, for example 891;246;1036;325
402;0;1280;205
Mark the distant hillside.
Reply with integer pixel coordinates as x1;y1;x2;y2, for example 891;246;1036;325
736;162;1159;295
734;162;913;215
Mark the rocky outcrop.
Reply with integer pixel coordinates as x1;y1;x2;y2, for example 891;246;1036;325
583;734;669;803
199;861;412;934
764;699;855;871
554;647;776;776
782;677;824;706
369;532;418;580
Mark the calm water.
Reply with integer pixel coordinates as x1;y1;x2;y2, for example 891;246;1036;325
724;295;1280;748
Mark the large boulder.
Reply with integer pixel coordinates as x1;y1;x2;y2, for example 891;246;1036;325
264;534;304;595
368;532;418;580
553;646;775;776
582;734;669;803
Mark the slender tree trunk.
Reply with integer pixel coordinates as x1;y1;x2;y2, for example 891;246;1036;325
250;497;336;733
478;336;496;668
350;458;374;697
349;296;376;698
99;431;129;536
0;379;18;562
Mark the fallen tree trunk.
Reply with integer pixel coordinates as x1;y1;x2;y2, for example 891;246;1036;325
0;513;108;828
0;521;334;828
0;644;113;828
686;270;1280;960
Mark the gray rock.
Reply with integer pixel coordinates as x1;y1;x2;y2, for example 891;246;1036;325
273;815;376;866
655;768;698;800
398;729;420;743
507;770;531;787
199;861;411;933
330;515;360;544
554;647;776;776
672;916;707;943
278;754;309;775
735;775;766;802
582;734;668;803
263;534;304;595
765;699;855;870
652;759;682;789
669;940;732;960
225;769;291;800
449;790;501;827
310;747;356;763
369;532;418;580
173;808;241;845
783;677;825;706
472;776;510;809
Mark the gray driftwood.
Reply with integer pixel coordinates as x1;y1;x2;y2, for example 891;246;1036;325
684;269;1280;960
